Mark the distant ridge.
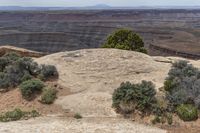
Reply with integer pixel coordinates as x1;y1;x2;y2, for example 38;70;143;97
1;5;200;11
0;6;49;11
86;4;111;9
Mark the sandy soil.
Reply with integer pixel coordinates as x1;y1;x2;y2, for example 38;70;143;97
0;86;64;115
0;116;166;133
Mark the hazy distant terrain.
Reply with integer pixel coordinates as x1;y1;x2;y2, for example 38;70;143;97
0;9;200;58
1;6;200;10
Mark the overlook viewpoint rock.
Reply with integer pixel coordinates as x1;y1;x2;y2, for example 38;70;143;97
1;48;200;132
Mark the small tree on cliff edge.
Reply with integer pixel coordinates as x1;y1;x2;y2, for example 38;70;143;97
102;29;147;54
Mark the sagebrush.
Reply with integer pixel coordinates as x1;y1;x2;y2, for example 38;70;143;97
0;108;40;122
0;52;58;90
19;79;45;100
40;87;57;104
39;65;58;81
112;81;157;114
164;60;200;109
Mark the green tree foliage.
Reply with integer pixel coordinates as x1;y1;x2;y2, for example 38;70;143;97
102;29;147;54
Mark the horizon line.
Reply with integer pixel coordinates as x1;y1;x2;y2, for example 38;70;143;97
2;5;200;7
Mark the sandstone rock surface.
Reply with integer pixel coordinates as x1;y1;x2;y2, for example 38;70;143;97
2;48;200;132
0;45;45;57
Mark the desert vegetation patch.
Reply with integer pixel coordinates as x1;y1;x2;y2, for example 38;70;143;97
0;52;59;121
112;60;200;126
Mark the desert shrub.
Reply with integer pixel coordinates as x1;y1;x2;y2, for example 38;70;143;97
151;113;173;125
0;72;9;89
102;29;147;54
39;65;58;81
20;73;33;82
19;79;45;100
0;108;24;122
176;104;198;121
4;52;20;62
0;57;9;72
165;60;200;109
151;115;161;124
29;110;40;117
152;96;168;116
151;98;173;125
74;113;82;119
164;79;175;92
4;65;27;87
16;57;40;76
112;81;157;114
40;87;57;104
0;108;40;122
0;54;34;88
0;52;58;90
166;113;173;125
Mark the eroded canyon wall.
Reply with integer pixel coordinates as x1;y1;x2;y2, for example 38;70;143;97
0;10;200;56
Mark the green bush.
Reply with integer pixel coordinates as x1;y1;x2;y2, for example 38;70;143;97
39;65;58;81
20;73;33;82
74;113;82;119
4;65;26;87
19;79;45;100
0;108;24;122
0;57;9;72
4;52;20;62
0;108;40;122
40;87;57;104
176;104;198;121
166;113;173;125
151;113;173;125
152;97;168;116
0;72;9;89
112;81;156;114
164;79;174;92
151;115;161;124
16;57;40;76
27;110;40;118
102;29;147;54
0;56;33;89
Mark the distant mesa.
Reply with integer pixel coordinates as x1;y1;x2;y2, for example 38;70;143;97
0;4;111;10
87;4;111;9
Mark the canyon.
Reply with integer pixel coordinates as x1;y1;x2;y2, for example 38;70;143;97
0;9;200;58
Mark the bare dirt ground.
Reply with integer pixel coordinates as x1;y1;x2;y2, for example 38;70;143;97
0;83;65;115
0;79;75;115
1;48;200;132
